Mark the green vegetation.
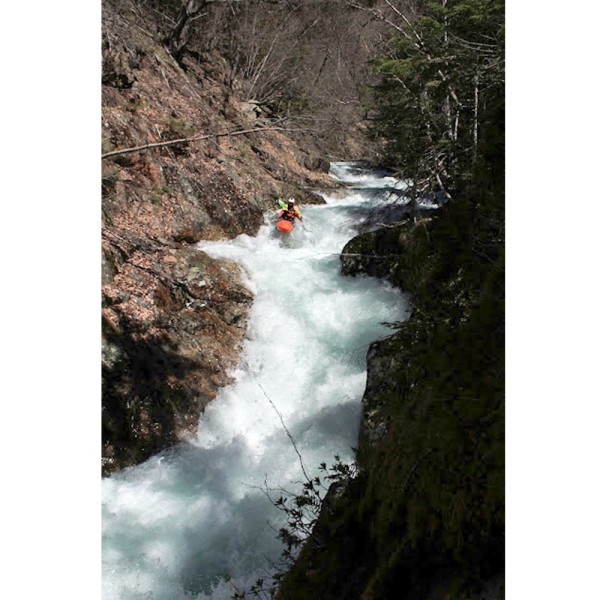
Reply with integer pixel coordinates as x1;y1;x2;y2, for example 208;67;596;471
370;0;504;199
165;117;197;139
277;195;504;600
148;190;163;205
103;0;504;595
276;1;504;598
102;134;115;155
233;459;358;600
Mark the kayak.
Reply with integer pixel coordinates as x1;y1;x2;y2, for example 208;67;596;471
276;219;294;233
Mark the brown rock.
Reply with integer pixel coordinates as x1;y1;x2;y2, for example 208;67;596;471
101;0;344;475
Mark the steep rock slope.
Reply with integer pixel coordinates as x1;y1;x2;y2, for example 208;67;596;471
101;0;334;475
277;194;505;599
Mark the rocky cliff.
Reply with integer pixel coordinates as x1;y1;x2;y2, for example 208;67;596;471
277;194;505;599
101;2;504;597
101;0;340;475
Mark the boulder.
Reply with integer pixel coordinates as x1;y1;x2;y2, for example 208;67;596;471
102;46;137;89
303;156;331;173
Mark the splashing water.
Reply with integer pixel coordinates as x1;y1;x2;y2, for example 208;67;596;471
102;162;411;599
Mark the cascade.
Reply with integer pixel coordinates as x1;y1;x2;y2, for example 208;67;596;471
102;163;413;599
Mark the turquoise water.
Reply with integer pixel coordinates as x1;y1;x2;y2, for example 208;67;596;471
101;163;411;599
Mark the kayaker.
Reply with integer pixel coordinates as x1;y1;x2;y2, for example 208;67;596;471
277;197;303;223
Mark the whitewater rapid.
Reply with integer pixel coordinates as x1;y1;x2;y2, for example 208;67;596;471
102;162;411;599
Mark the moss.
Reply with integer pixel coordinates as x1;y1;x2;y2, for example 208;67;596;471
277;187;504;599
165;117;197;138
102;134;116;156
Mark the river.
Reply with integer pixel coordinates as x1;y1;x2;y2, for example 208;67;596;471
102;162;417;599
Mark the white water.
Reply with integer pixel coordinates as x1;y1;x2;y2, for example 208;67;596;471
102;162;411;599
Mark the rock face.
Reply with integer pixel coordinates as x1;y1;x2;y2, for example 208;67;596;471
102;244;253;474
277;199;505;599
303;156;331;173
101;0;336;475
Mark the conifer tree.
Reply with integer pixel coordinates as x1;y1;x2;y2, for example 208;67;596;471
369;0;504;200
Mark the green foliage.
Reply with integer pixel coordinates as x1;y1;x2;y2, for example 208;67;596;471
162;118;197;156
369;0;504;196
278;188;504;598
277;4;504;594
285;94;315;116
234;458;358;599
148;190;163;205
231;3;504;598
102;134;115;155
165;118;196;138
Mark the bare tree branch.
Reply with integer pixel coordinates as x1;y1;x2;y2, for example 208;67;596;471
101;124;302;159
258;383;312;484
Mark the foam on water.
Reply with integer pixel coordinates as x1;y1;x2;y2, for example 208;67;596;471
102;163;411;599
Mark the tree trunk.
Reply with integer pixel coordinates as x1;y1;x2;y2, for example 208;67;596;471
101;125;296;160
473;71;480;164
168;0;202;64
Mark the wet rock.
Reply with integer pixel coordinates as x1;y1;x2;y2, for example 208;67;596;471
340;225;408;285
101;246;254;476
358;339;396;445
304;156;331;173
101;0;344;475
299;190;327;205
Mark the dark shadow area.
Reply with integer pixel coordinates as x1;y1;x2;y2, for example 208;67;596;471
102;312;203;476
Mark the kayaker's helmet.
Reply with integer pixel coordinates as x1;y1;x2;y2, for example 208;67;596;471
288;197;295;207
